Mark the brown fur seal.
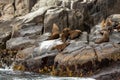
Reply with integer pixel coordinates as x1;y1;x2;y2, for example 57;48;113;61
51;42;70;52
48;23;60;40
60;28;71;42
101;18;112;30
105;18;112;26
95;29;109;44
69;30;82;40
101;19;106;29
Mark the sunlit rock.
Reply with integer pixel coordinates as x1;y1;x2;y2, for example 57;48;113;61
15;0;37;16
31;0;57;11
0;2;14;21
109;14;120;22
33;39;63;57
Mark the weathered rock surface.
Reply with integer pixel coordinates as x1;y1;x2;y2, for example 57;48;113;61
55;42;120;66
15;0;37;17
0;3;14;21
18;24;43;38
44;8;68;32
15;46;35;61
33;39;63;57
0;21;12;48
6;37;35;50
110;32;120;44
24;50;58;71
0;0;120;78
0;0;37;21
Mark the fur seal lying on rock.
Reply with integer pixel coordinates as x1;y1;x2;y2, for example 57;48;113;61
51;42;70;52
95;29;109;44
48;24;82;43
101;18;120;32
60;28;71;43
48;23;60;40
61;28;82;42
69;30;82;40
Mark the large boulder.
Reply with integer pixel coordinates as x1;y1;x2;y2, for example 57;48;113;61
15;0;37;16
55;42;120;67
44;8;68;32
14;39;63;72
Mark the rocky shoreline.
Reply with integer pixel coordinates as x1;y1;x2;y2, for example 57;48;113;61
0;0;120;80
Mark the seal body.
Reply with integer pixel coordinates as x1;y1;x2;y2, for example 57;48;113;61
51;42;70;52
69;30;82;40
60;28;71;43
48;23;60;40
95;30;109;44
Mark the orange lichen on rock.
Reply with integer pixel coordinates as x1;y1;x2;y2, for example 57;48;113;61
13;64;25;71
101;19;106;29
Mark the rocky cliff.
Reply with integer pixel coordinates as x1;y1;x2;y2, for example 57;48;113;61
0;0;120;79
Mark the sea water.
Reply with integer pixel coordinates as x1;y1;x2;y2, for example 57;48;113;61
0;68;95;80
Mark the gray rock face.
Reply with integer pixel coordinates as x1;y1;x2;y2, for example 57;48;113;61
24;50;57;71
15;0;37;16
89;23;120;44
18;24;43;38
55;42;120;66
44;8;68;32
110;32;120;44
0;0;120;77
109;14;120;22
36;33;51;42
0;21;12;48
0;0;37;21
1;3;14;21
33;39;63;57
6;37;35;50
15;46;35;61
63;41;87;53
31;0;57;11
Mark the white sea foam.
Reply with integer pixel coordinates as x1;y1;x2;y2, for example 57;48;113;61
38;77;96;80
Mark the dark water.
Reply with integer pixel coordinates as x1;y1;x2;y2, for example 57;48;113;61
0;68;95;80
